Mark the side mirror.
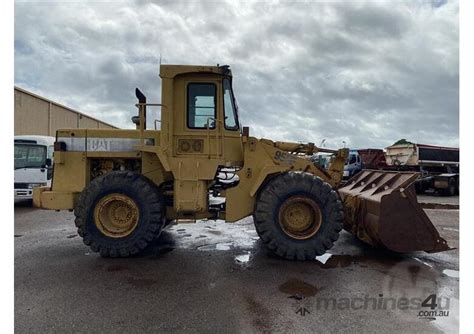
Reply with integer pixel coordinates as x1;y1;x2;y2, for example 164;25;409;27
45;158;52;167
131;116;140;125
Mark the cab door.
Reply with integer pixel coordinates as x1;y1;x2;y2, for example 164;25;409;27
221;78;243;164
173;75;223;159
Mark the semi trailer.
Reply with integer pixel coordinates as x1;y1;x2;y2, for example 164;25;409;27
342;142;459;196
385;141;459;196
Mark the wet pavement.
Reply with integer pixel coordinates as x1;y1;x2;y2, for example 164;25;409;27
418;194;459;209
15;200;459;333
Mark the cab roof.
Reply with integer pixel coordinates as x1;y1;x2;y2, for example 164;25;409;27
159;64;232;79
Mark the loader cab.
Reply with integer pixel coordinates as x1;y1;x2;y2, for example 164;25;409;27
159;65;244;165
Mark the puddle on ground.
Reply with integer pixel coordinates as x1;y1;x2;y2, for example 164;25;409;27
197;244;216;251
315;254;360;269
216;243;232;251
442;269;459;278
313;252;448;270
312;252;457;285
161;218;457;284
197;243;232;251
168;217;258;252
442;227;459;232
279;278;320;298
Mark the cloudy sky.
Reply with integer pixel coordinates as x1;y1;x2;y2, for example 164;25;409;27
14;0;458;149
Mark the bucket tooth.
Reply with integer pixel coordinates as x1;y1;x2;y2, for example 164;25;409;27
338;170;451;253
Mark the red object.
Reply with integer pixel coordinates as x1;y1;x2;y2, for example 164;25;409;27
357;149;387;169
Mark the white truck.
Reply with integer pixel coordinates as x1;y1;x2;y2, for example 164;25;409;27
385;140;459;196
14;135;55;200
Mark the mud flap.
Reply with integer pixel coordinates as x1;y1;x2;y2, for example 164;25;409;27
338;170;451;253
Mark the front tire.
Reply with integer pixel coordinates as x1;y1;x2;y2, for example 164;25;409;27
253;172;344;260
74;171;164;257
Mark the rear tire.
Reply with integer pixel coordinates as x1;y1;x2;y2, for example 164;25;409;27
253;172;344;260
74;171;164;257
415;181;425;194
442;178;457;196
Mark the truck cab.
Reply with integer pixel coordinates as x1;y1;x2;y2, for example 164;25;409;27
14;135;55;200
343;149;362;179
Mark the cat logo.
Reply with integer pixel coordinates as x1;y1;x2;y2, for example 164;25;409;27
88;138;111;151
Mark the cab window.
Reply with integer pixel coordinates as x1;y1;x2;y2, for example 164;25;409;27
349;154;357;164
187;83;216;129
223;79;239;130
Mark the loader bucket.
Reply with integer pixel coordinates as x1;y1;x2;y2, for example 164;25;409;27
337;170;450;253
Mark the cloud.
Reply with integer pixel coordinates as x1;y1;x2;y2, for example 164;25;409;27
14;0;459;149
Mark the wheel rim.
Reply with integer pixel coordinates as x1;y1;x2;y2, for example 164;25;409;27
278;196;322;240
93;193;139;238
450;183;455;194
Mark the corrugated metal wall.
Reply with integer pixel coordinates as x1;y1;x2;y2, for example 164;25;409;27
14;87;118;136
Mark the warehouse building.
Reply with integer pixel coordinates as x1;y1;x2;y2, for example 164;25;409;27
14;86;117;136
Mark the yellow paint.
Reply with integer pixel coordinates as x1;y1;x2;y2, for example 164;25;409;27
35;65;346;224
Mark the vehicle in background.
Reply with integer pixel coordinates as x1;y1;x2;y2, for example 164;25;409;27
385;139;459;196
14;135;55;200
342;148;387;179
310;153;332;170
342;141;459;196
358;149;387;169
343;149;361;179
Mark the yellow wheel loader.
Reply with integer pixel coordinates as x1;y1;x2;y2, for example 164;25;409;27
33;64;450;259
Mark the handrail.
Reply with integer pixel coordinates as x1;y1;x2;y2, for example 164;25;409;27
134;102;163;144
206;117;225;159
135;103;163;107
